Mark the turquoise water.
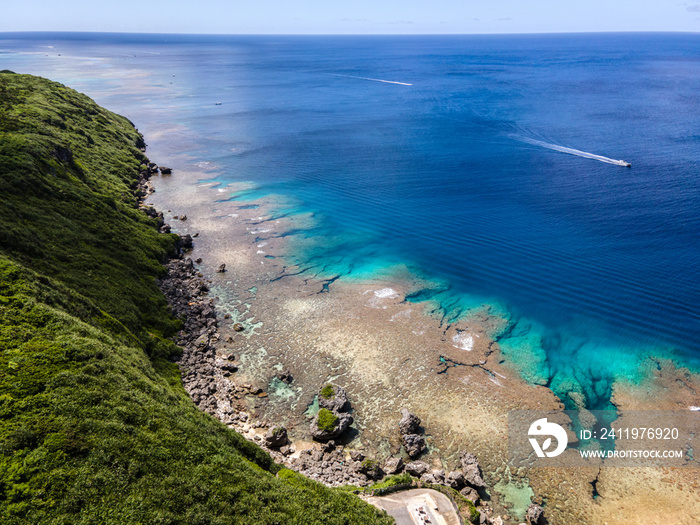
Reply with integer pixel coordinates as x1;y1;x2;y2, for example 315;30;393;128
3;32;699;409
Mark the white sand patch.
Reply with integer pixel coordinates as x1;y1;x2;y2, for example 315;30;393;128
374;287;399;299
364;287;401;309
452;332;474;351
390;309;412;322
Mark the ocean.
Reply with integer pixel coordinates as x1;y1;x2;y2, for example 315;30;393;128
2;32;699;409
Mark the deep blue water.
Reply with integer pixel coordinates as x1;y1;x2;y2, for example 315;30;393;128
2;32;699;408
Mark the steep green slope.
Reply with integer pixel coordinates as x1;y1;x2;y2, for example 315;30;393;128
0;71;393;525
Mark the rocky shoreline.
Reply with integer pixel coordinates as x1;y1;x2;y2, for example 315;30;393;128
135;160;548;525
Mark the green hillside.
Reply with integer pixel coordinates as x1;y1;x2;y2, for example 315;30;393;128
0;71;393;525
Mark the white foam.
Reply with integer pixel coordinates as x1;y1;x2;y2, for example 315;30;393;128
333;74;412;86
512;135;630;166
689;406;700;411
374;288;399;299
452;333;474;351
197;161;217;170
256;250;265;254
257;242;268;248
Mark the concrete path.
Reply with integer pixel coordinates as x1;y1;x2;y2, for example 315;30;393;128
367;488;461;525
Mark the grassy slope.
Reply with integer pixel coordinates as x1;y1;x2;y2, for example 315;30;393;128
0;71;393;525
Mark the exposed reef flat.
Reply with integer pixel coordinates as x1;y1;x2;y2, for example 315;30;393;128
147;167;700;525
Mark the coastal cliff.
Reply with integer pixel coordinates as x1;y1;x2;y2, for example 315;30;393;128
0;71;393;524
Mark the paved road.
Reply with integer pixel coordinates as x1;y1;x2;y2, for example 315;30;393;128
367;488;461;525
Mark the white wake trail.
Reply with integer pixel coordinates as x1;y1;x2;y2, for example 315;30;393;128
513;135;631;167
333;74;412;86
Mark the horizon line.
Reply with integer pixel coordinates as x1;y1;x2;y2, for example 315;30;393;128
1;30;699;37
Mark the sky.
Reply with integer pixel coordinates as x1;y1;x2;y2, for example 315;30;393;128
2;0;700;34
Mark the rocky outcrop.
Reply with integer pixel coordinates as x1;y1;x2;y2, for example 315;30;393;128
358;458;383;481
310;409;353;441
157;256;224;417
460;486;480;505
276;369;293;384
460;451;485;488
445;470;465;489
398;408;421;435
398;408;426;458
383;456;404;475
404;460;430;477
289;441;369;487
525;504;547;525
318;384;350;413
310;384;353;442
264;426;289;448
402;433;427;458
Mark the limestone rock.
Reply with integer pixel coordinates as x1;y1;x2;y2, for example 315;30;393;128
430;469;445;484
460;486;480;505
420;472;437;484
179;233;194;251
460;452;485;488
383;456;404;475
398;408;421;435
310;409;353;441
349;450;365;462
317;384;350;412
277;370;293;384
358;458;382;480
264;426;288;448
525;504;546;525
402;433;426;458
404;460;430;477
446;470;465;489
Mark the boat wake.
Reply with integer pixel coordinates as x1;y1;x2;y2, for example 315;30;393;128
332;74;412;86
512;135;631;167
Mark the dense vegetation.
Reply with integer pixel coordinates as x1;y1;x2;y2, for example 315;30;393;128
0;71;393;524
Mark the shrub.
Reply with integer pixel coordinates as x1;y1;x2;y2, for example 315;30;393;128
320;383;335;399
317;408;339;431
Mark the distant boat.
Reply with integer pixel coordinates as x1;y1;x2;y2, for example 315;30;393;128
214;102;222;105
620;161;631;167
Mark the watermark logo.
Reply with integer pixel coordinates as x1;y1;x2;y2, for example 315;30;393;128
509;410;696;467
527;417;568;458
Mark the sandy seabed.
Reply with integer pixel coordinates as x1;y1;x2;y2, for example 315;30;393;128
147;168;700;525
